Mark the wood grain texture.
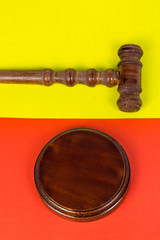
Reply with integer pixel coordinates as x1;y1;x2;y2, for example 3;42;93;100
0;44;143;112
117;44;143;112
0;69;119;87
34;128;130;221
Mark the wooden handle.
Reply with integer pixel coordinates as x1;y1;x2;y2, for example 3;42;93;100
0;69;119;87
0;44;143;112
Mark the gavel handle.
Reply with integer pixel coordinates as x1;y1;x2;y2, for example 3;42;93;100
0;69;119;87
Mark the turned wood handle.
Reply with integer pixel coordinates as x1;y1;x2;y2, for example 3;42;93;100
0;44;143;112
0;69;119;87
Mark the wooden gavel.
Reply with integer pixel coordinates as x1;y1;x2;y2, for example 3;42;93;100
0;44;143;112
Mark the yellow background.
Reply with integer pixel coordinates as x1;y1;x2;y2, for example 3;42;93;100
0;0;159;118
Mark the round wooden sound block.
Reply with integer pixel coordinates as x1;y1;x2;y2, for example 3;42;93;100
34;128;130;221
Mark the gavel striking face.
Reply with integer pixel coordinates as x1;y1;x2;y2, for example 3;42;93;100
0;44;143;112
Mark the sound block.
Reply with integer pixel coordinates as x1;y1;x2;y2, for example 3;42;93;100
34;128;130;221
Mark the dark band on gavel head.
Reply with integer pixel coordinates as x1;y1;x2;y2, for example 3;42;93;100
0;44;143;112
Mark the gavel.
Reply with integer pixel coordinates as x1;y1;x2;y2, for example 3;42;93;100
0;44;143;112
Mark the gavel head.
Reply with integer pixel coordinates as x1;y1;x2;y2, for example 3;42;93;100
117;44;143;112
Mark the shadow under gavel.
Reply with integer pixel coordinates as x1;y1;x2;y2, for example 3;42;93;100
0;44;143;112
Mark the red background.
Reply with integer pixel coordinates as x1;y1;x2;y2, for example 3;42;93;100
0;118;160;240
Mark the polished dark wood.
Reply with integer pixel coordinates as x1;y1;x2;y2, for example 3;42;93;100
0;44;143;112
0;69;119;86
34;128;130;221
117;44;143;112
